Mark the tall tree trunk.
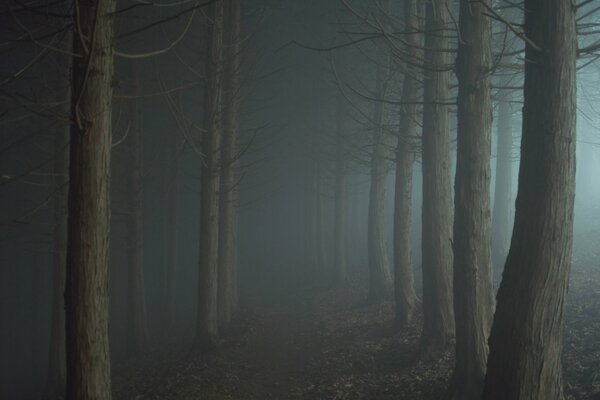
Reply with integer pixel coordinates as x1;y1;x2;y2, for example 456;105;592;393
451;0;494;398
65;0;115;398
393;0;420;328
194;0;224;353
482;0;577;399
218;0;241;327
367;64;392;302
420;0;455;355
126;65;148;356
333;63;348;285
46;52;70;398
163;130;179;333
491;89;513;270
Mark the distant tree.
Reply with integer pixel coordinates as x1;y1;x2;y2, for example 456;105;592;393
393;0;420;328
482;0;577;398
491;86;514;270
64;0;116;398
126;63;148;356
420;0;455;355
46;38;70;399
194;0;225;353
367;60;393;302
218;0;242;327
450;0;494;397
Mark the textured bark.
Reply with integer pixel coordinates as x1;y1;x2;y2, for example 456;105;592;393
420;0;455;355
491;90;513;270
333;57;348;284
195;0;224;353
368;64;392;302
450;0;494;398
393;0;419;328
482;1;577;399
46;43;70;400
126;66;148;356
65;0;115;398
218;0;241;327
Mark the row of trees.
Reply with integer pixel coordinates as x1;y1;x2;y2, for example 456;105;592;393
316;0;579;399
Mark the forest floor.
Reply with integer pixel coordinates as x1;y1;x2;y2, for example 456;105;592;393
114;218;600;399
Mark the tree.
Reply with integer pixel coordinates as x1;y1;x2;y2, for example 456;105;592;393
194;0;224;353
491;87;514;270
333;53;348;285
126;64;148;355
218;0;242;327
451;0;494;397
367;60;393;302
64;0;116;398
482;0;577;398
420;0;455;354
46;38;70;399
393;0;420;328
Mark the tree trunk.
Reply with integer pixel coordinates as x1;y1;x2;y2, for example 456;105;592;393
450;0;494;398
420;0;455;355
333;65;348;285
482;1;577;399
163;127;179;333
368;64;392;302
46;42;70;399
393;0;419;328
126;65;148;356
65;0;115;398
491;89;513;270
194;0;224;353
218;0;241;327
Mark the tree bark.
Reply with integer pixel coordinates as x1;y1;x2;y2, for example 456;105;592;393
450;0;494;398
126;64;148;356
393;0;420;328
491;89;513;270
218;0;241;327
367;63;392;303
65;0;115;398
194;0;224;353
482;1;577;399
420;0;455;355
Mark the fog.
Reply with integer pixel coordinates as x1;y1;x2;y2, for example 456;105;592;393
1;1;599;399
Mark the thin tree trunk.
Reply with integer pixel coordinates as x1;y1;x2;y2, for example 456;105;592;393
194;0;224;353
46;40;70;399
491;90;513;270
126;64;148;356
451;0;494;398
65;0;115;398
333;65;348;285
163;129;179;333
420;0;455;355
368;64;392;302
482;0;577;399
393;0;420;328
218;0;241;327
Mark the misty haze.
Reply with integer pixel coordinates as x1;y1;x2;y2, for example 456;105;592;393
1;0;599;399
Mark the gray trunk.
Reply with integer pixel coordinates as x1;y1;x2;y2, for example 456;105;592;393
65;0;115;398
218;0;242;327
393;0;420;328
195;0;224;353
420;0;455;355
368;63;392;302
451;0;494;398
482;1;577;399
